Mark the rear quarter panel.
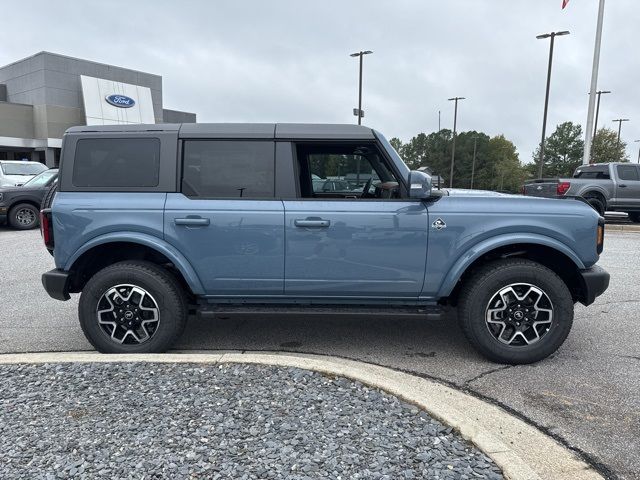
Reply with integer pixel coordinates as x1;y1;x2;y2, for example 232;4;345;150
423;195;600;298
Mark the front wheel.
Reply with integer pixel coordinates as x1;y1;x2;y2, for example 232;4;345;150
78;261;187;353
8;203;39;229
458;259;573;364
628;212;640;223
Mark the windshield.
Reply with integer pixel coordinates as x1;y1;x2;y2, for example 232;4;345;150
1;162;48;176
22;169;58;187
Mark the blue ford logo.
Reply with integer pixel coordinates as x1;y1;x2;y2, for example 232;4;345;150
105;94;135;108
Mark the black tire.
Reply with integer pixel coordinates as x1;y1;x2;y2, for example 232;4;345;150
583;194;605;216
458;259;574;364
78;260;187;353
628;212;640;223
8;203;40;230
41;181;58;210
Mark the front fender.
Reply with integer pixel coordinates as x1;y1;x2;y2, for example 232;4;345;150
65;231;205;295
436;232;585;298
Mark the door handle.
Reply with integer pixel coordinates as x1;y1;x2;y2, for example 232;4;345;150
294;219;330;228
619;184;628;188
174;217;210;226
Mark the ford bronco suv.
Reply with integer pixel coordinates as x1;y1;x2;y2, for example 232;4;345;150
40;123;609;364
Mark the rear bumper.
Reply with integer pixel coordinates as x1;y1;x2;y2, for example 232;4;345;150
577;265;610;306
42;269;72;301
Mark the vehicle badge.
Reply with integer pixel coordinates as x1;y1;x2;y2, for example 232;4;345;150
432;218;446;230
536;186;542;191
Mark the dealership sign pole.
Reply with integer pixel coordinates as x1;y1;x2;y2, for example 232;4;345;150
582;0;606;165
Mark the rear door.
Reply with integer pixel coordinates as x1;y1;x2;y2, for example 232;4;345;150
282;141;428;298
164;139;285;296
615;164;640;208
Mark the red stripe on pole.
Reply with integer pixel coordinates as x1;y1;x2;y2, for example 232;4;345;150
562;0;570;8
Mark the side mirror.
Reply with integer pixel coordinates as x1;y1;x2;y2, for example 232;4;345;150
408;170;432;199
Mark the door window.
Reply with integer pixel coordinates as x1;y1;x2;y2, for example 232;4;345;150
297;143;401;199
182;140;275;198
617;165;640;181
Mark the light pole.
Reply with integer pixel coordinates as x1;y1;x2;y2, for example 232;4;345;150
592;90;611;141
634;140;640;164
536;30;570;179
470;135;479;189
448;96;465;188
612;118;629;148
350;50;373;125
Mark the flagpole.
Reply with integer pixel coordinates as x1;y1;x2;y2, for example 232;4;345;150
582;0;606;165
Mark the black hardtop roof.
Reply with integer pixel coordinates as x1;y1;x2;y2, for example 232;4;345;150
65;123;376;140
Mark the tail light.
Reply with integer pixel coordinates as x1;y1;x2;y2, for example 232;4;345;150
597;217;605;254
557;181;571;196
40;208;54;252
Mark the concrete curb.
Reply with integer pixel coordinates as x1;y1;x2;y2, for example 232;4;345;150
0;350;602;480
605;224;640;232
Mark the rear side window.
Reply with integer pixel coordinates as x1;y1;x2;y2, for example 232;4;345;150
182;140;274;198
617;165;640;181
72;138;160;187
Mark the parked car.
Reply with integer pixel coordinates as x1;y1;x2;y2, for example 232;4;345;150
523;162;640;221
0;160;48;186
40;123;609;364
0;169;58;229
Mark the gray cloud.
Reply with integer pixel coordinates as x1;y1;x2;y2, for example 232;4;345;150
1;0;638;162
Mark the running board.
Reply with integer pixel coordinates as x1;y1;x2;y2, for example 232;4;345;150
196;304;445;320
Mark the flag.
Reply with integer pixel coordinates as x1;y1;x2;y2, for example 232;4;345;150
562;0;570;8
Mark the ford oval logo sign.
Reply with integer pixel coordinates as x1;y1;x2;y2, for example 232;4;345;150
105;94;135;108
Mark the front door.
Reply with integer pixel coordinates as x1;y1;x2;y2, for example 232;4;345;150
283;142;428;298
615;164;640;209
164;140;284;295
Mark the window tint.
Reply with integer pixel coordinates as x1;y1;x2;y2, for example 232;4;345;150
182;141;274;198
72;138;160;187
617;165;639;181
573;167;610;179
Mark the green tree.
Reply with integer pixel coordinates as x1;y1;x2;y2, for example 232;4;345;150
487;135;525;192
591;127;628;163
532;122;584;178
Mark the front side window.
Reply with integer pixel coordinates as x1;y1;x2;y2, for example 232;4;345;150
617;165;639;181
72;138;160;188
182;140;274;198
297;143;400;199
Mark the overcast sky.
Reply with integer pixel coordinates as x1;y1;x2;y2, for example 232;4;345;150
1;0;638;163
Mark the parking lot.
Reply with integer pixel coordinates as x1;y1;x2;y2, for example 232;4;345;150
0;226;638;479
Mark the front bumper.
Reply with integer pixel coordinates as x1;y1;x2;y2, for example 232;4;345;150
577;265;610;306
0;206;7;224
42;269;72;301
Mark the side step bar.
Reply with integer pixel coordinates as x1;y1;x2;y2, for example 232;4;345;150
197;304;445;320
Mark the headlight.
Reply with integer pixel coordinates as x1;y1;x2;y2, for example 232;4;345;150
0;192;4;202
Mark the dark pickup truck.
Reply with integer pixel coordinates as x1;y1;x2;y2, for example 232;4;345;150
0;169;58;229
523;162;640;221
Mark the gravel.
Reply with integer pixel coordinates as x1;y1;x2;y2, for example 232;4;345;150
0;362;503;479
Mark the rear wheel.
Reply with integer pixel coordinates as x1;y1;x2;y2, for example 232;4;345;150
78;261;187;353
628;212;640;223
8;203;39;230
583;193;605;216
458;259;574;364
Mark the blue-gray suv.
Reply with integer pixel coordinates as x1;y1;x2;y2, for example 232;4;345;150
40;123;609;364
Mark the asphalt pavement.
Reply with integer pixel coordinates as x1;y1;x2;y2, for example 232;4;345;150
0;226;638;479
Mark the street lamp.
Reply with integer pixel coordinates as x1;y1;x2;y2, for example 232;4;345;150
448;96;465;188
612;118;629;148
470;135;479;189
536;30;570;178
592;90;611;141
634;140;640;164
350;50;373;125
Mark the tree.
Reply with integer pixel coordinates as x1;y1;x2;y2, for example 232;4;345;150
591;128;628;163
532;122;584;178
487;135;525;192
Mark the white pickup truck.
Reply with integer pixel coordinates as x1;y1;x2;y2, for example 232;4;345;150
523;162;640;221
